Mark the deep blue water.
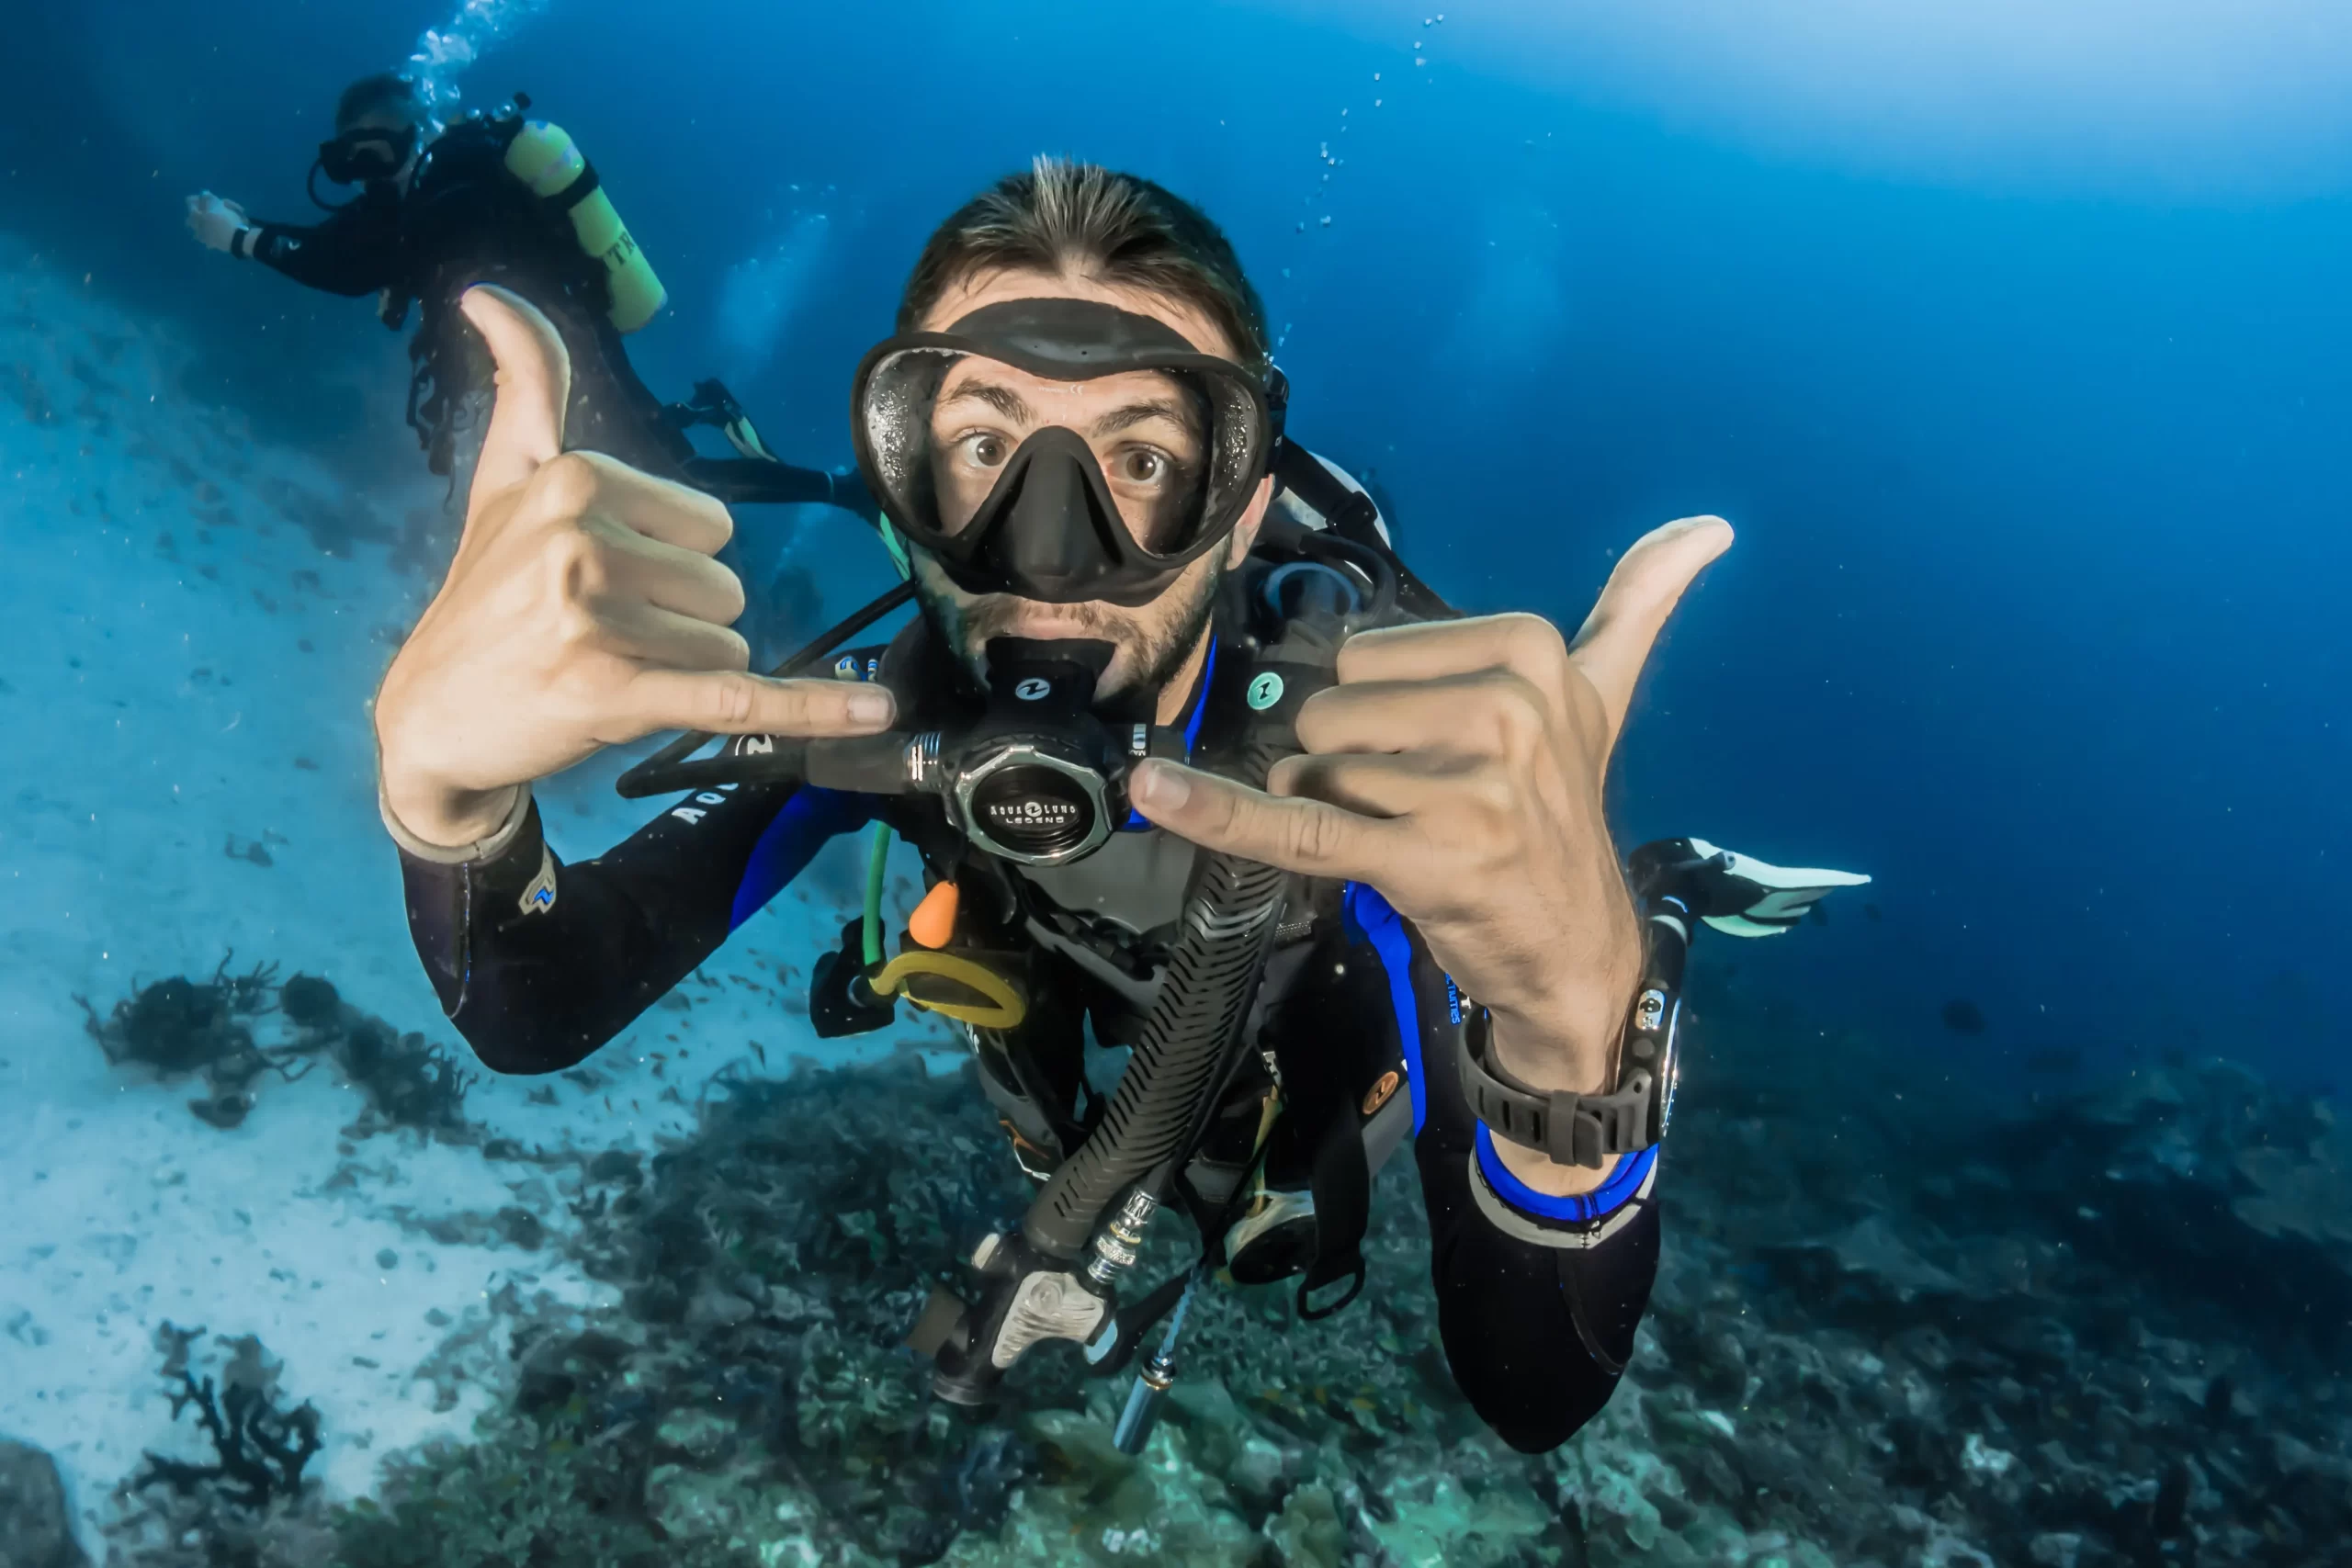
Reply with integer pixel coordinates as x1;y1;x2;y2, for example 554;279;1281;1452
10;0;2347;1083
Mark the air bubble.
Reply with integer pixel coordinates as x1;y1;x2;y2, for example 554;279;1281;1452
1319;215;1332;227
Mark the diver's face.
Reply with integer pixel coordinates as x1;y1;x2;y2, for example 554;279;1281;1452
908;268;1271;718
341;109;421;186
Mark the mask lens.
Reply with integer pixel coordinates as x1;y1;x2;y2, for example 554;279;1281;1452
318;125;412;183
860;346;1253;558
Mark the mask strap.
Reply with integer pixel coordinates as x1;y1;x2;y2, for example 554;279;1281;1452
876;517;913;581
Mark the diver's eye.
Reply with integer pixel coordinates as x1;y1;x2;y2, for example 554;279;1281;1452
959;433;1011;469
1114;447;1170;485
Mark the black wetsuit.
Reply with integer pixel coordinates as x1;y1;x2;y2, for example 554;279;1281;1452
394;602;1663;1453
238;111;847;513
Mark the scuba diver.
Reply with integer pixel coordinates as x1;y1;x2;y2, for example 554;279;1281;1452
371;160;1867;1455
184;72;864;520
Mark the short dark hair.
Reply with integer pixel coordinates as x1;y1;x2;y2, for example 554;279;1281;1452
899;157;1271;376
334;73;424;133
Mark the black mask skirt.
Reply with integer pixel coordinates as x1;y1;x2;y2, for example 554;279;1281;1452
850;297;1273;606
316;122;418;185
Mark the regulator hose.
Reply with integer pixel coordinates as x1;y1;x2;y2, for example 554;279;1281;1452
1020;741;1289;1260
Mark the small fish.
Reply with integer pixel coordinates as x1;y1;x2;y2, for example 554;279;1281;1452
1940;998;1987;1035
750;1041;768;1066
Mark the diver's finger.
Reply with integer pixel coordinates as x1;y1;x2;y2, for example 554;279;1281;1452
1130;761;1397;881
594;599;752;672
561;450;734;556
1334;612;1573;699
585;518;747;628
619;670;897;739
1266;750;1474;819
461;285;571;515
1294;671;1553;762
1566;515;1734;747
506;453;734;566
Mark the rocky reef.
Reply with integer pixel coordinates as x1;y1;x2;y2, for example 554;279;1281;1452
313;1020;2346;1568
58;1005;2351;1566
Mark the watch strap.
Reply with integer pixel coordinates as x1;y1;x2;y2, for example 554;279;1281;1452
1457;1007;1657;1168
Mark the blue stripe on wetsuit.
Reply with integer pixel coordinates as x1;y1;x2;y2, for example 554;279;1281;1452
1342;882;1428;1135
1475;1130;1657;1224
1120;637;1217;831
728;786;876;930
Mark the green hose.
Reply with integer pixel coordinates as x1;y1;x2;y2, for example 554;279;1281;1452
861;821;892;967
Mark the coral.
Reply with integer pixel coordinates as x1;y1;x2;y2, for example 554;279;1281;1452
276;973;341;1029
306;1024;2352;1567
105;1327;338;1568
76;957;310;1129
78;962;269;1077
333;1016;473;1134
79;957;473;1137
331;1404;760;1568
131;1327;321;1512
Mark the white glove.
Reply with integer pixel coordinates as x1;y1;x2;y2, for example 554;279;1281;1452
186;192;253;254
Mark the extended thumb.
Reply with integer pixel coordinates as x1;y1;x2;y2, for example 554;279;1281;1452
461;285;571;509
1570;514;1736;740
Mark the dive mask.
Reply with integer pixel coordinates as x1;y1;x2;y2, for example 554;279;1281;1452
850;297;1275;607
316;122;418;185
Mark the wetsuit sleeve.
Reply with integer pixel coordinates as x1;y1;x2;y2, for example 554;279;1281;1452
1347;885;1659;1454
396;782;872;1074
242;197;400;298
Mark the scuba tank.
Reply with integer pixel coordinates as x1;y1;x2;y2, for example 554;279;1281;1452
503;118;667;333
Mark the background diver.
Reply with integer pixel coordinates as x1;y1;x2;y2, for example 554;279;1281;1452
369;160;1867;1453
183;71;867;517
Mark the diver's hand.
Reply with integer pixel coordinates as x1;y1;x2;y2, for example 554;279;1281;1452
373;286;896;851
1133;518;1734;1190
186;192;251;254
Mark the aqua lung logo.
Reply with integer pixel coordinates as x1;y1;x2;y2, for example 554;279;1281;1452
1247;672;1284;710
985;798;1080;829
1013;677;1052;702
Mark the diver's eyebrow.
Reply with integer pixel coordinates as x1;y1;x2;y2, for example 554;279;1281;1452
1090;399;1197;438
938;379;1033;423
